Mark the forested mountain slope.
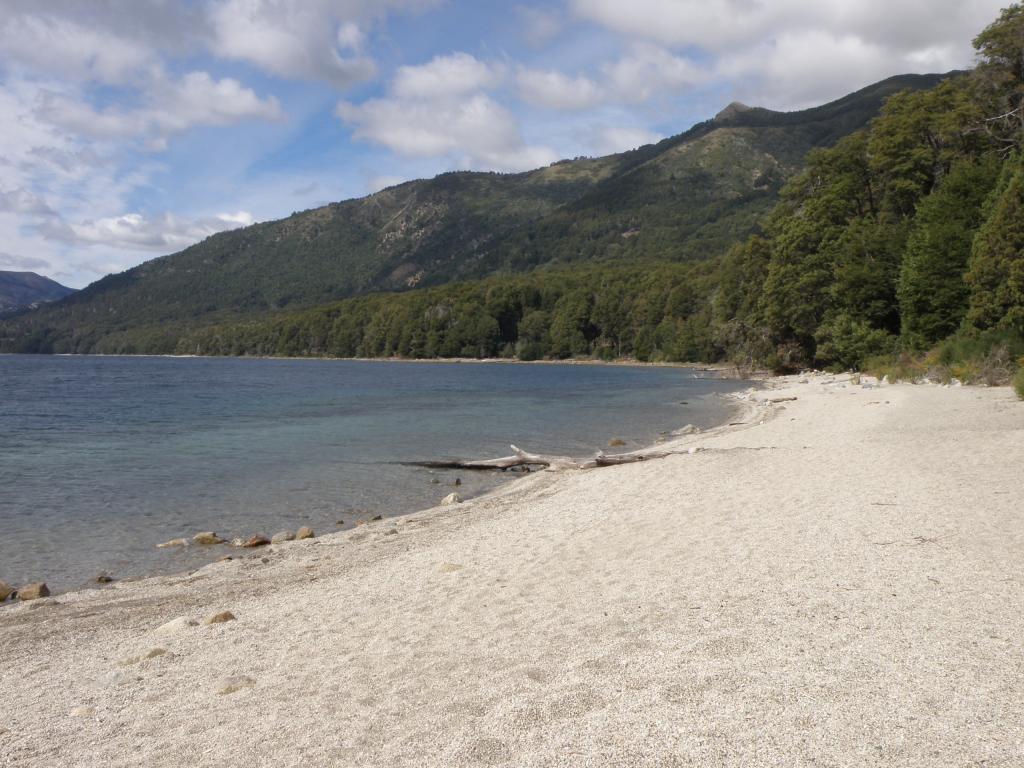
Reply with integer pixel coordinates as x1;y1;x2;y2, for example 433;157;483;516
0;271;74;313
0;74;946;354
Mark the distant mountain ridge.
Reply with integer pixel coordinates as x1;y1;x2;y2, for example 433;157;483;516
0;271;75;312
0;72;951;354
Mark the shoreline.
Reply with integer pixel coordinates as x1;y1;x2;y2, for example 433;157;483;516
0;362;752;597
2;373;1021;766
2;389;757;601
6;351;756;378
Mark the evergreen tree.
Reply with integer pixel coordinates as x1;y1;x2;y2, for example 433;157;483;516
899;157;1002;346
966;154;1024;333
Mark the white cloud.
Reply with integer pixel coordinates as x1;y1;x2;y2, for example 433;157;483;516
45;211;256;252
590;126;662;155
34;72;283;143
206;0;437;87
517;6;563;47
0;14;157;85
338;53;558;172
516;46;706;112
517;68;604;110
604;45;707;102
0;188;56;217
0;3;201;86
393;53;502;99
571;0;1008;108
0;252;51;272
571;0;1002;52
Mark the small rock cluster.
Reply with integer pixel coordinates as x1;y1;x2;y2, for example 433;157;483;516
0;581;50;603
158;527;315;551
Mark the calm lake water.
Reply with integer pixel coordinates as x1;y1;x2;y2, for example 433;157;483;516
0;356;748;593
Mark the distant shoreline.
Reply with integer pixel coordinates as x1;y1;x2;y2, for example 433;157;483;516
23;351;755;377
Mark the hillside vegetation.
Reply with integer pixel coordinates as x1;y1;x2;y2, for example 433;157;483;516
0;74;946;354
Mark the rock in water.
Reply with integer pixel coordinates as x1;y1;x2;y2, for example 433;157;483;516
192;531;225;545
154;616;198;635
238;535;270;548
295;526;315;540
607;438;627;447
216;675;256;695
271;531;295;544
156;538;188;549
205;610;236;625
441;492;463;505
16;583;49;601
0;581;13;601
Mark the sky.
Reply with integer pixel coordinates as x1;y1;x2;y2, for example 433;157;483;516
0;0;1009;288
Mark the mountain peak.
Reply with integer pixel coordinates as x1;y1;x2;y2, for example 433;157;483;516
714;101;755;123
0;270;75;312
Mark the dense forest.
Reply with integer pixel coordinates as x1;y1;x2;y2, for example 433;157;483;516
3;6;1024;395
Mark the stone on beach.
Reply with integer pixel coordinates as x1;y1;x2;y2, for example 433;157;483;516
70;706;96;718
216;675;256;695
295;526;315;540
95;574;115;583
0;580;13;601
205;610;236;625
193;532;225;545
271;531;295;544
157;538;188;549
441;493;462;505
16;582;49;601
155;616;198;635
237;535;270;548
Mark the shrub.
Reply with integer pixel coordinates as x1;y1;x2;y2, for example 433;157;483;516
863;352;928;382
1014;367;1024;400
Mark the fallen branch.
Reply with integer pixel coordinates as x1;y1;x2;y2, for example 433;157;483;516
407;444;692;472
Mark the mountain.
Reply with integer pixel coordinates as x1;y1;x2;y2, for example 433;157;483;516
0;271;75;313
0;73;950;354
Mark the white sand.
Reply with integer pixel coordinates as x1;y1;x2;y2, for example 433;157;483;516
1;374;1022;767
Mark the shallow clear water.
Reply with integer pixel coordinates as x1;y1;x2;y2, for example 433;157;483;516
0;355;747;592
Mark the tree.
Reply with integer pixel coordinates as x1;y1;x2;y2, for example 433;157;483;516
973;4;1024;152
899;157;1002;345
966;154;1024;333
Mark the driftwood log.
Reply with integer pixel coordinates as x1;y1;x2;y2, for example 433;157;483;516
408;444;690;472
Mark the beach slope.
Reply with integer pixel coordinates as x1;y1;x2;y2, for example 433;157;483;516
1;375;1022;767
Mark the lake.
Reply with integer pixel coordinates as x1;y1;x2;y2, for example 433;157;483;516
0;355;748;592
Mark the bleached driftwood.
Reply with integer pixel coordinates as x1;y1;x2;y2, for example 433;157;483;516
409;444;684;472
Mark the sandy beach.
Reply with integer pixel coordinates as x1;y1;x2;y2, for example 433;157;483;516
1;373;1022;767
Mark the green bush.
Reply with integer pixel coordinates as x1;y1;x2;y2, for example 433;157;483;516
1014;367;1024;400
